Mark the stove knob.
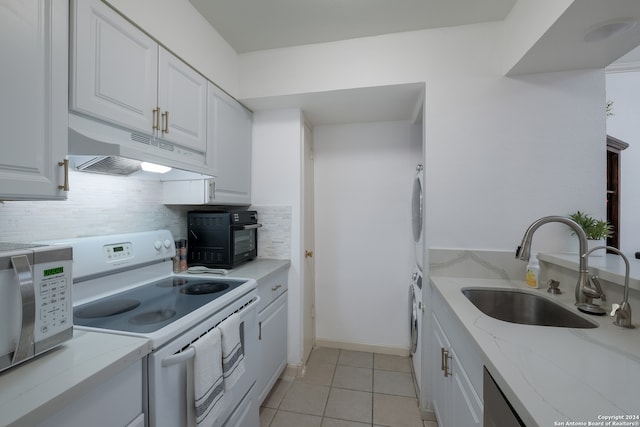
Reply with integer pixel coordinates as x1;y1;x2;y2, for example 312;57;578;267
154;240;162;251
164;239;172;249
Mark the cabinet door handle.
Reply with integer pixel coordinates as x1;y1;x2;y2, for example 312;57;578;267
162;111;169;134
271;284;282;292
58;159;69;191
443;349;452;377
152;108;160;131
258;321;262;340
440;347;446;372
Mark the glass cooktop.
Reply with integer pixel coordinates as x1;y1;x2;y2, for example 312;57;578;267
73;276;248;333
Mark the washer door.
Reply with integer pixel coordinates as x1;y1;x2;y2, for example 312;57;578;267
411;167;423;243
409;285;418;353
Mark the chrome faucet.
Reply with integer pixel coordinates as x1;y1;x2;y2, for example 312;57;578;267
584;246;633;328
515;215;606;314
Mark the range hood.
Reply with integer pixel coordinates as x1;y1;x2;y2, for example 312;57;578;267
68;113;213;180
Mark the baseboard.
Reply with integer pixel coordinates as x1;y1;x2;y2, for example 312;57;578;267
282;363;304;380
422;409;436;422
314;339;409;357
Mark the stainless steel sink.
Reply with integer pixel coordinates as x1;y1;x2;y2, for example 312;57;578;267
461;288;598;328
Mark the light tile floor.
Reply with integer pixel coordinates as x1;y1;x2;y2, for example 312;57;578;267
260;347;439;427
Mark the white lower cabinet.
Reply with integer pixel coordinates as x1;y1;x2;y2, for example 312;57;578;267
256;269;289;404
431;288;483;427
37;360;144;427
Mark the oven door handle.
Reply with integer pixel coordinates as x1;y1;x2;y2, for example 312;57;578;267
160;296;260;368
232;223;262;230
161;347;195;367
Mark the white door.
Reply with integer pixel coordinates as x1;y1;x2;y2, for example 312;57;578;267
157;48;207;151
302;122;316;363
70;0;158;135
0;0;69;200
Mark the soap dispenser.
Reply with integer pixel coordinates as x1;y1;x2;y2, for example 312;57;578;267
525;255;540;289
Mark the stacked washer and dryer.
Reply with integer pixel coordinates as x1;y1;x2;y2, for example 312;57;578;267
409;164;424;391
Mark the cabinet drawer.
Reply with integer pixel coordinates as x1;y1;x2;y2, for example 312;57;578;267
257;269;288;313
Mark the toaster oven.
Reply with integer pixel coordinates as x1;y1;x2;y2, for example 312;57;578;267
187;210;261;269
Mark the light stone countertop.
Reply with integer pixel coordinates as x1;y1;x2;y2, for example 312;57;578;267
0;329;151;427
226;258;291;281
430;275;640;427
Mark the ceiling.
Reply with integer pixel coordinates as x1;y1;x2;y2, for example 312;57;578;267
189;0;517;54
188;0;640;125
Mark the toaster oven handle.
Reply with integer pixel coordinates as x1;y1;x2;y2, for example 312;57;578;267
235;223;262;230
11;255;36;364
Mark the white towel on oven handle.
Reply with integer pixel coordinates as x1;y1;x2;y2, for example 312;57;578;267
220;311;246;389
191;327;225;427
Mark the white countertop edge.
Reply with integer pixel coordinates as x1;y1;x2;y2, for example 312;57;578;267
430;276;640;427
0;329;151;427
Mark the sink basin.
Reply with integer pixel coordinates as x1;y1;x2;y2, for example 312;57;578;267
461;288;598;329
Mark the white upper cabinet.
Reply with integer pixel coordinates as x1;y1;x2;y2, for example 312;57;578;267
71;0;157;134
0;0;69;200
158;49;207;152
207;83;252;205
70;0;207;152
162;84;252;206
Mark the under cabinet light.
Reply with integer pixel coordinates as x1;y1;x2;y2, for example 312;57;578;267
141;162;172;173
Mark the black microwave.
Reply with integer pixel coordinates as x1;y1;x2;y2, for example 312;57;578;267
187;210;262;269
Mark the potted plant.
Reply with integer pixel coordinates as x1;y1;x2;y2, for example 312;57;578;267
569;211;613;255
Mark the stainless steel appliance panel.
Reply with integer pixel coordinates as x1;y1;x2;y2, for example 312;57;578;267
0;245;73;373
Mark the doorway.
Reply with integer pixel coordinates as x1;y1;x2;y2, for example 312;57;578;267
606;134;628;249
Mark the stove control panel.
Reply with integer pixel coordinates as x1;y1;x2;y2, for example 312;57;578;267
104;242;133;261
42;230;176;281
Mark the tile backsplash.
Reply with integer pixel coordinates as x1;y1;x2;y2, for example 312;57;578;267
0;171;185;242
0;171;291;259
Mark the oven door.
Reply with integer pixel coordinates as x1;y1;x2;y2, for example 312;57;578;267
230;224;260;265
147;293;259;427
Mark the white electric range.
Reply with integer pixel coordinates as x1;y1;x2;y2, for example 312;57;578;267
48;230;260;427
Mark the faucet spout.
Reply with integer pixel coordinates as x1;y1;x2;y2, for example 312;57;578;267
515;216;596;311
585;246;634;328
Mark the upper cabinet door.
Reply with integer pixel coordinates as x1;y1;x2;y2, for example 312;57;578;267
0;0;69;200
157;48;207;152
70;0;158;135
207;83;252;205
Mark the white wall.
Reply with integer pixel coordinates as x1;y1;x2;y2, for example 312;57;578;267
605;71;640;257
313;121;422;350
104;0;239;96
239;22;607;256
251;109;305;366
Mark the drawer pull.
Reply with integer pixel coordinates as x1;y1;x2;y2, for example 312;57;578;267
271;284;282;292
258;321;262;340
